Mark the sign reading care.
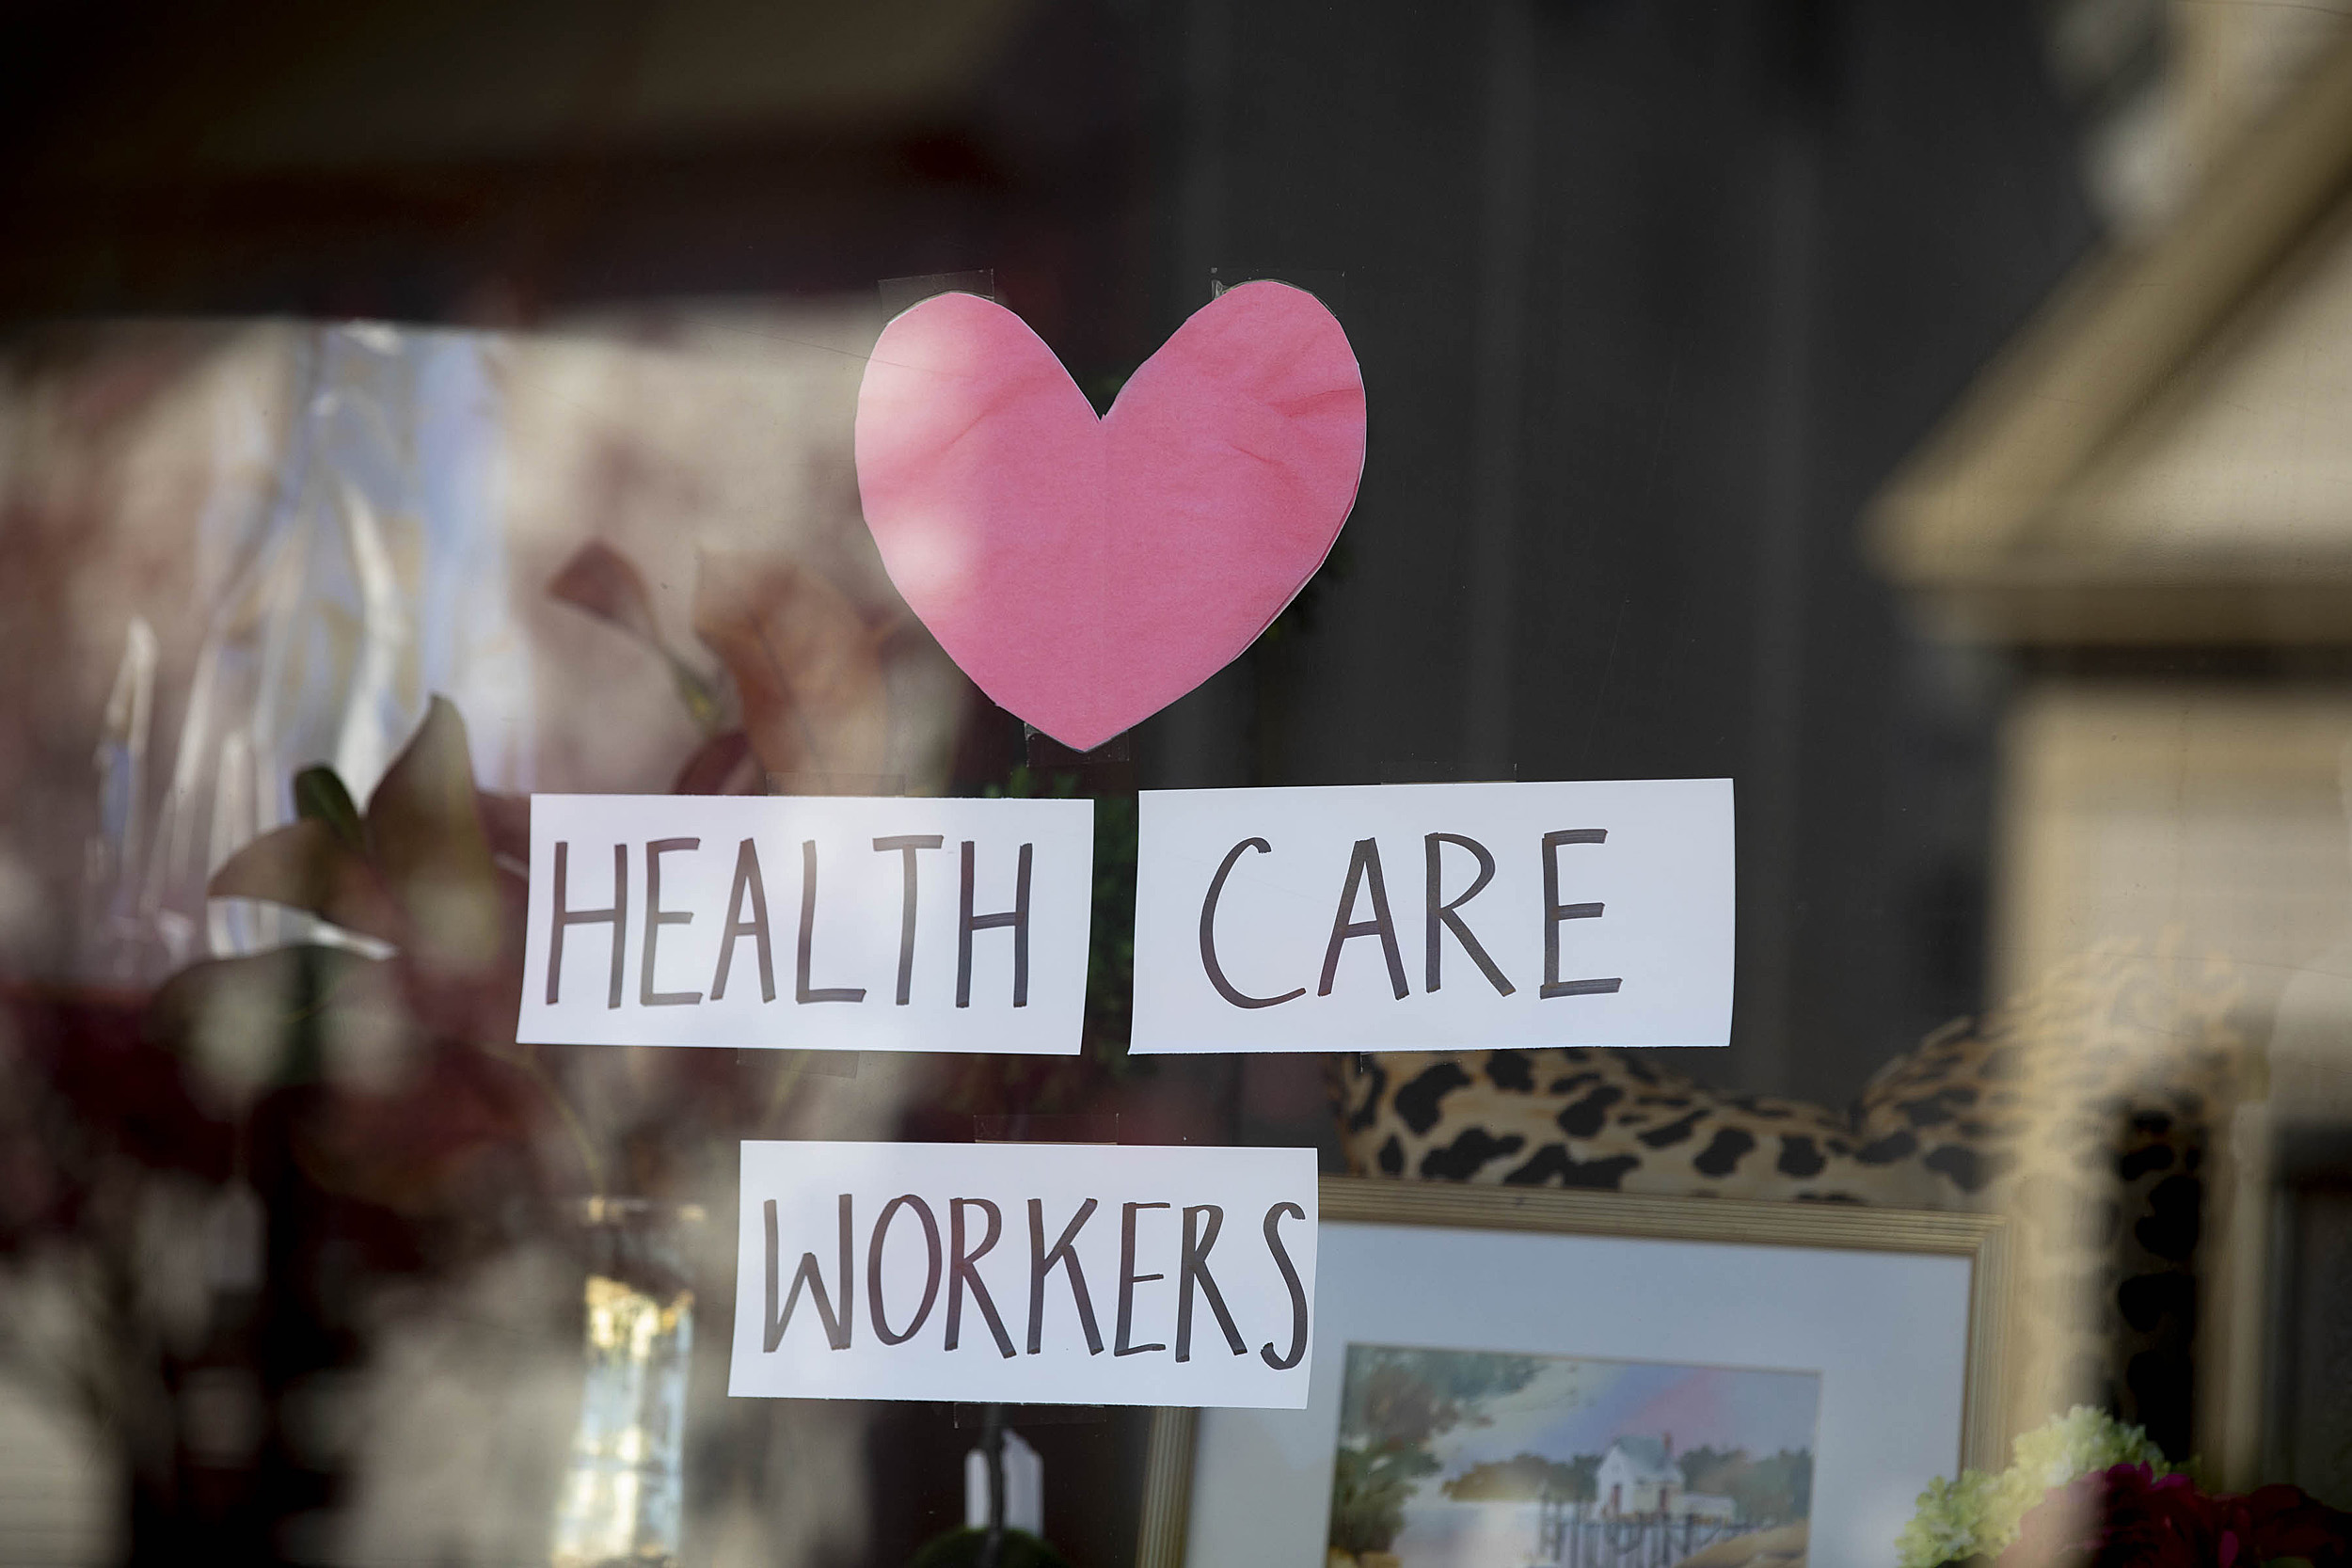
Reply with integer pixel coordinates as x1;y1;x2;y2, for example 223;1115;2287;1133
1130;779;1735;1053
731;1142;1318;1407
518;795;1095;1054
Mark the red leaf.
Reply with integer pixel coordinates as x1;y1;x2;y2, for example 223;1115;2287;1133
548;539;665;648
364;697;504;981
672;730;764;795
208;818;408;945
691;553;889;790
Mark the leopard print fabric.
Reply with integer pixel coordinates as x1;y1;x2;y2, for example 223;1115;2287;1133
1329;941;2249;1456
1331;1046;1945;1204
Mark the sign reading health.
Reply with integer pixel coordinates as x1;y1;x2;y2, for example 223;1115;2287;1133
518;794;1095;1053
1130;779;1735;1054
731;1141;1318;1408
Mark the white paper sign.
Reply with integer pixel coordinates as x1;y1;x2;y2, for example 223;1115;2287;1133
730;1141;1318;1408
1130;779;1733;1053
518;795;1094;1053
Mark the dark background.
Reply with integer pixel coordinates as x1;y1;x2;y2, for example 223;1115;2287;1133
2;0;2090;1109
0;2;2094;1561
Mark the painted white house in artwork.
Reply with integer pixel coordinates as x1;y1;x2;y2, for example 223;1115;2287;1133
1597;1436;1676;1516
1593;1435;1738;1520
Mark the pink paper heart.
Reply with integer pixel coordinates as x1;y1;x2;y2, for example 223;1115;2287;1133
854;281;1366;752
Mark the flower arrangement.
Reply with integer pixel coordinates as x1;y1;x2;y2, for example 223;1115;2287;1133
1898;1407;2169;1566
1898;1407;2351;1567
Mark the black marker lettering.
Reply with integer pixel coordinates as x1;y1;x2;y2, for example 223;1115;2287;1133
548;841;628;1008
709;838;775;1003
797;840;866;1004
866;1195;943;1346
1425;832;1514;996
873;834;944;1006
1541;830;1623;1000
1319;838;1407;1000
946;1197;1016;1357
958;841;1032;1008
1200;838;1305;1009
1115;1201;1171;1356
765;1194;853;1352
1260;1201;1310;1370
1025;1196;1103;1355
1177;1204;1248;1362
641;838;702;1006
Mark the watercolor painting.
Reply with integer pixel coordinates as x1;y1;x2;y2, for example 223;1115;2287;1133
1325;1344;1820;1568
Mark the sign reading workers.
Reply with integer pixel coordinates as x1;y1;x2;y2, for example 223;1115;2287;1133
1130;779;1734;1053
731;1142;1317;1408
519;795;1094;1053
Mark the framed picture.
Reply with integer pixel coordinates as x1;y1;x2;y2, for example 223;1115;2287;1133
1136;1176;2009;1568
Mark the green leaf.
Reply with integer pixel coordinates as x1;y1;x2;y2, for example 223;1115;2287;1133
293;765;365;849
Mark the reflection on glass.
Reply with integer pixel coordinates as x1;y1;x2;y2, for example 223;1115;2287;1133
549;1272;693;1568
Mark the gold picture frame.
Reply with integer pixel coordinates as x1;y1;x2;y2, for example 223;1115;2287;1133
1136;1174;2011;1568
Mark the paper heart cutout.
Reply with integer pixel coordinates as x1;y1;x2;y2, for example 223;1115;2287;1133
853;281;1366;752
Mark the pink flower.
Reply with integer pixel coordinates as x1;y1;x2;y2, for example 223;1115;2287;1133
1997;1463;2352;1568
